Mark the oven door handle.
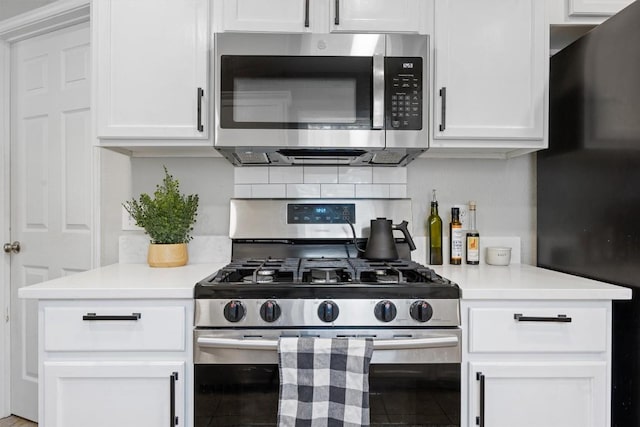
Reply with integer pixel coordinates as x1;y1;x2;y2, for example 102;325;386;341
196;335;458;351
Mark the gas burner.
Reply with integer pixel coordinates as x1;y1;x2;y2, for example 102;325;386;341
310;268;340;284
257;269;276;276
243;274;274;284
375;274;400;284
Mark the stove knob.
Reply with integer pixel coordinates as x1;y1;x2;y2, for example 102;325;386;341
410;300;433;323
317;300;339;323
223;300;245;323
260;300;281;323
374;300;397;322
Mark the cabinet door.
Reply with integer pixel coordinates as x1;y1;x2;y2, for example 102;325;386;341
43;361;185;427
568;0;634;17
433;0;546;143
221;0;311;32
94;0;209;139
469;362;607;427
331;0;421;33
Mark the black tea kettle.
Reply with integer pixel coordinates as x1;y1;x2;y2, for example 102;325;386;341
363;218;416;260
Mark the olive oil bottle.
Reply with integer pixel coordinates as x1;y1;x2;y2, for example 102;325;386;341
427;190;443;265
449;207;463;265
466;201;480;265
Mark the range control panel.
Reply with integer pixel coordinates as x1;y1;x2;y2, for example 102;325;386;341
287;203;356;224
385;57;423;130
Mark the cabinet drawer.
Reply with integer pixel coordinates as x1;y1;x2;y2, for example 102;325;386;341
468;307;607;353
44;306;186;352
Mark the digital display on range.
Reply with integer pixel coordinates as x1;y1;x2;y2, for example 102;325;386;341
287;204;356;224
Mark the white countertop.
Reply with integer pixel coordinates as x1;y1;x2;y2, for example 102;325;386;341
19;262;632;301
18;263;225;299
432;263;632;300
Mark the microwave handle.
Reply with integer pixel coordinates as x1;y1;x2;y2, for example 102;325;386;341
373;53;384;130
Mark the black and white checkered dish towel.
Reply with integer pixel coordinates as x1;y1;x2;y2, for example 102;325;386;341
277;337;374;427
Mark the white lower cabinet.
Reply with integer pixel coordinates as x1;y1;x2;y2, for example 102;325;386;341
463;300;613;427
468;361;607;427
39;299;194;427
43;361;185;427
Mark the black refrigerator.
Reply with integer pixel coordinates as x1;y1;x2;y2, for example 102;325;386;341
537;2;640;426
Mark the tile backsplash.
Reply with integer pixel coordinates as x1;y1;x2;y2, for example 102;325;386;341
234;166;407;199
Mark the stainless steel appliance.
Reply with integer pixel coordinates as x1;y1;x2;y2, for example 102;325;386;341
537;3;640;426
214;33;429;166
194;199;461;426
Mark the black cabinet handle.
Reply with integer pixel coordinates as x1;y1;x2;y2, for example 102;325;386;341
476;372;485;426
514;313;572;323
335;0;340;25
439;87;447;131
304;0;310;27
170;372;179;426
197;87;204;132
82;313;141;321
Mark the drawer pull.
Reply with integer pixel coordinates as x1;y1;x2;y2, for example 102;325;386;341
514;313;572;323
82;313;142;321
170;372;178;426
476;372;485;426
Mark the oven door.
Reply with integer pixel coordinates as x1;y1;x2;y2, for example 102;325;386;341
194;329;461;427
214;33;385;149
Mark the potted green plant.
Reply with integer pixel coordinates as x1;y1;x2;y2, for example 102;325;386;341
123;166;199;267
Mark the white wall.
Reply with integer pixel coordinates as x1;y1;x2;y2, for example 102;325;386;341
0;0;56;21
100;149;131;266
128;154;536;264
130;157;234;237
407;155;536;265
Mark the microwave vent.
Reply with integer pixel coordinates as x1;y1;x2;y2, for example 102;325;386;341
233;152;270;165
371;151;407;165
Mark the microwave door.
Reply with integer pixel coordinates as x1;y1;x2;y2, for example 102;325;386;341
215;34;386;150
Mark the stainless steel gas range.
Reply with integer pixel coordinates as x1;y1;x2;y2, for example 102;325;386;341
194;199;461;427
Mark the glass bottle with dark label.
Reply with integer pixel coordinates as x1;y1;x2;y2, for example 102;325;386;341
427;190;443;265
450;207;463;265
466;201;480;265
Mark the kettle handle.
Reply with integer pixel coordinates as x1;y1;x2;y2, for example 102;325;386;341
393;221;417;251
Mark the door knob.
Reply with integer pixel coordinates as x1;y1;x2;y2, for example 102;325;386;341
3;241;20;254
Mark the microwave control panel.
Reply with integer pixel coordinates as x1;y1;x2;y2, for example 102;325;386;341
385;57;423;130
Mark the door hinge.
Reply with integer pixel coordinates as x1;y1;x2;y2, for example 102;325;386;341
5;307;9;323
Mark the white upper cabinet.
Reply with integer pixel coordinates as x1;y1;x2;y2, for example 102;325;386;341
569;0;634;16
431;0;547;156
94;0;210;140
548;0;635;24
217;0;428;34
220;0;312;33
330;0;422;33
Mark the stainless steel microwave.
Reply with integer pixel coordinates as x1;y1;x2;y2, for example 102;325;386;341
214;33;429;166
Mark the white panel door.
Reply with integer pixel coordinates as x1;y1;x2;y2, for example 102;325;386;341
10;22;93;421
94;0;209;139
433;0;546;142
221;0;311;32
469;362;607;427
331;0;421;33
43;361;185;427
568;0;634;16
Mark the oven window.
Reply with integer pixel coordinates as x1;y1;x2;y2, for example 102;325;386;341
220;56;373;130
195;364;460;426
